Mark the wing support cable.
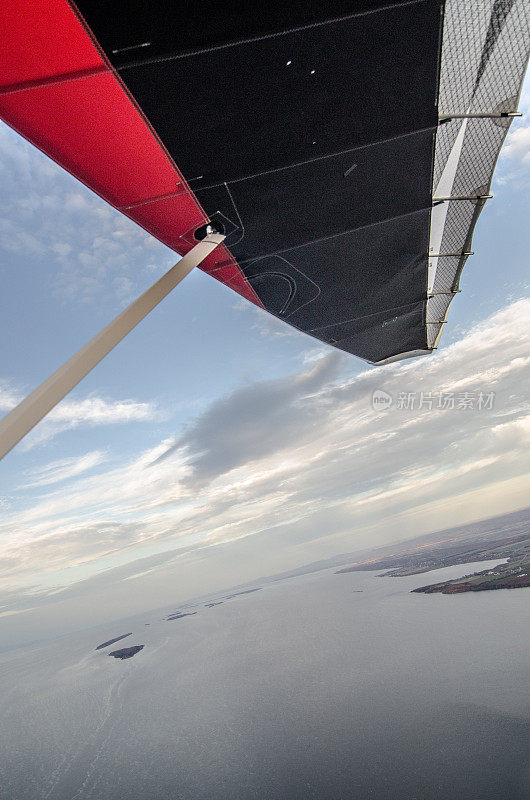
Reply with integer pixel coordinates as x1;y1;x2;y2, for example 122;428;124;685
0;232;225;461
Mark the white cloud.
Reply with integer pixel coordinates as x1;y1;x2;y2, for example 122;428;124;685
48;396;156;425
22;451;107;488
503;125;530;165
496;69;530;183
1;297;529;611
0;381;159;448
0;383;19;412
0;122;172;305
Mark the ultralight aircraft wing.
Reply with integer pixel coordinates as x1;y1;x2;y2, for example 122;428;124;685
0;0;528;457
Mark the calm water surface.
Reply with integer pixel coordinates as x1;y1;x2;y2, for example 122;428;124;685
0;561;528;799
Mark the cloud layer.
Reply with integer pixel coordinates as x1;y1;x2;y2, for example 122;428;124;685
0;122;171;305
1;297;529;615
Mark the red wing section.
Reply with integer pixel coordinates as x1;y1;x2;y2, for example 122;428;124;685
0;0;261;306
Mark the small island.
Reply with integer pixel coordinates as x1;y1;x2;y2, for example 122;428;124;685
224;588;262;599
108;645;144;659
166;611;197;621
96;632;132;650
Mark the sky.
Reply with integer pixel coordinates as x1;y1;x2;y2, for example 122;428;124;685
0;71;529;644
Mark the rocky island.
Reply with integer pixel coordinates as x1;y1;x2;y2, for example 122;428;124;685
224;588;262;599
108;645;144;659
96;633;132;650
166;611;197;621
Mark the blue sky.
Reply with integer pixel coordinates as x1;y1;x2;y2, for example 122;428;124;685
0;71;529;639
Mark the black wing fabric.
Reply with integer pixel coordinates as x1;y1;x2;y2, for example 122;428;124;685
73;0;530;363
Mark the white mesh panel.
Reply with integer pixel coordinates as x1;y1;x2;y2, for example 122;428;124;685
427;0;530;349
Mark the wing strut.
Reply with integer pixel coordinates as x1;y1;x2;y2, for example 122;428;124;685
0;233;225;460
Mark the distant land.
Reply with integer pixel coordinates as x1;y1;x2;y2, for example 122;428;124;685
335;507;530;594
90;509;530;663
246;507;530;588
413;563;530;594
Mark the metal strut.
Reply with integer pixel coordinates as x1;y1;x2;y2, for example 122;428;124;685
433;195;492;202
0;233;225;461
439;111;521;123
429;252;473;257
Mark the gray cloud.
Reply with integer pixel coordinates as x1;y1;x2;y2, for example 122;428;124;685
157;351;344;482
